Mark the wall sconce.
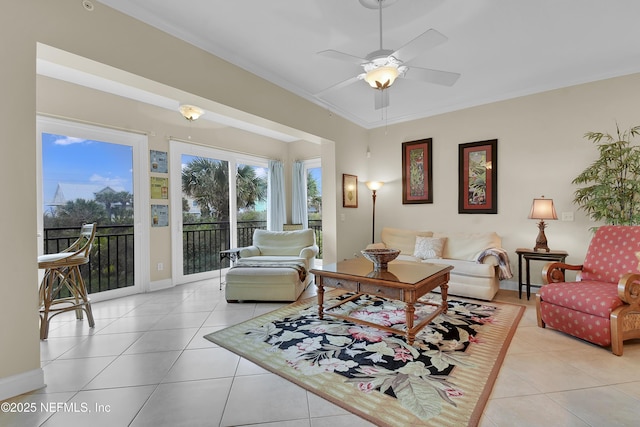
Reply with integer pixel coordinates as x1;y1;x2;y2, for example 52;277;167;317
179;104;204;121
528;196;558;252
366;181;384;243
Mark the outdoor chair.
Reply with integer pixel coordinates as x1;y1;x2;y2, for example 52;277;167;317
536;225;640;355
38;223;97;339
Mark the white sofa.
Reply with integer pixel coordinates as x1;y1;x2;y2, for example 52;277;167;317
368;227;511;300
225;229;318;302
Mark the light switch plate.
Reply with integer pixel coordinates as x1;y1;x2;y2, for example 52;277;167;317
561;212;574;221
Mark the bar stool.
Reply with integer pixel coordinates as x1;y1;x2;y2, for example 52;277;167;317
38;223;96;340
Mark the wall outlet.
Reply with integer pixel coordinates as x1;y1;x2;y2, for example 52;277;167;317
561;212;574;221
157;262;164;271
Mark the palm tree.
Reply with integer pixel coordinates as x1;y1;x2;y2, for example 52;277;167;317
182;157;229;220
181;158;266;221
236;164;266;210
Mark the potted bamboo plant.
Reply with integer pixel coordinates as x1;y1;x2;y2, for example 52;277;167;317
572;124;640;225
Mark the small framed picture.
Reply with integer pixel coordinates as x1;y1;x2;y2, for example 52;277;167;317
342;174;358;208
402;139;433;204
150;150;168;173
458;139;498;214
150;177;168;199
151;204;169;227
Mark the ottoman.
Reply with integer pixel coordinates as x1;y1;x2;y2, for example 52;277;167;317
225;266;306;302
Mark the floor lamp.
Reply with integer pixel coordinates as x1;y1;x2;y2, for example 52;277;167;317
366;181;384;243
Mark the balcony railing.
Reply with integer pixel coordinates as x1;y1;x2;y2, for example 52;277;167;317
43;220;323;294
182;220;265;275
44;225;135;295
184;220;323;274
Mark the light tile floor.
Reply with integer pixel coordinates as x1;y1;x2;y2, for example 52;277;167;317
3;280;640;426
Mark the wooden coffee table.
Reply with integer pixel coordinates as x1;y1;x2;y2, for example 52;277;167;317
310;258;453;345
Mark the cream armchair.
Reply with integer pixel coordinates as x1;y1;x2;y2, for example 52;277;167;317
238;229;318;276
225;229;319;302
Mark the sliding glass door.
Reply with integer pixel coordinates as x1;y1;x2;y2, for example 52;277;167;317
180;153;230;278
37;116;148;301
170;140;268;284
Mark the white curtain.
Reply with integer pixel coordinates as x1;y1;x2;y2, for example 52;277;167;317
291;161;308;228
267;160;286;231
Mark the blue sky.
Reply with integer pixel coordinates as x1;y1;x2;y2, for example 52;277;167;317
309;167;322;192
42;134;322;208
42;133;133;205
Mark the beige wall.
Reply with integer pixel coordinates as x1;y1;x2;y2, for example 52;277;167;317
0;0;360;398
365;73;640;269
3;0;640;399
0;1;41;398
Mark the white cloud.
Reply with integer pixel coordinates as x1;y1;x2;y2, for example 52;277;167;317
89;173;126;191
53;136;90;146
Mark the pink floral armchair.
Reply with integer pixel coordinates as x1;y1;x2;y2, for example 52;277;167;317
536;225;640;355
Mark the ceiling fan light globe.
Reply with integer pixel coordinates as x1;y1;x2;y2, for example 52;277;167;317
179;104;204;121
364;66;399;89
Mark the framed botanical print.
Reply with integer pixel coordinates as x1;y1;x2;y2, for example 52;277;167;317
458;139;498;214
342;174;358;208
402;139;433;204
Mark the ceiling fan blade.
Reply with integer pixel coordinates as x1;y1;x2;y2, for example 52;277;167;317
315;75;361;97
404;66;461;87
317;49;367;65
374;90;389;110
392;29;448;63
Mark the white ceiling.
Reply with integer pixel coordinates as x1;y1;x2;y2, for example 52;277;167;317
96;0;640;129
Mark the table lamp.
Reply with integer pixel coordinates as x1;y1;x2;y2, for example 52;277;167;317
528;196;557;252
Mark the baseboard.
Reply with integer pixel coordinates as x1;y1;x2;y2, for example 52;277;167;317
0;368;45;401
148;278;174;292
499;279;518;292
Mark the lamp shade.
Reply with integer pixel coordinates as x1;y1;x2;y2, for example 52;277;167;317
364;66;399;89
529;197;558;220
366;181;384;191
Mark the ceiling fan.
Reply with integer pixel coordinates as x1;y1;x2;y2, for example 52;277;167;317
317;0;460;109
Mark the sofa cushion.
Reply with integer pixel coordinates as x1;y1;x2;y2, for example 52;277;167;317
381;227;432;255
433;231;501;261
539;281;624;318
421;258;496;278
396;254;422;263
413;236;446;259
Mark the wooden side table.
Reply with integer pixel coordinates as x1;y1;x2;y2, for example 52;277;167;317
219;248;241;290
515;248;568;300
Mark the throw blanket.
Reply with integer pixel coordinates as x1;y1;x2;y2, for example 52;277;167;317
477;248;513;280
231;259;307;282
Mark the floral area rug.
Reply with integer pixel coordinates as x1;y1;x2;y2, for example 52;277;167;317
205;292;524;427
